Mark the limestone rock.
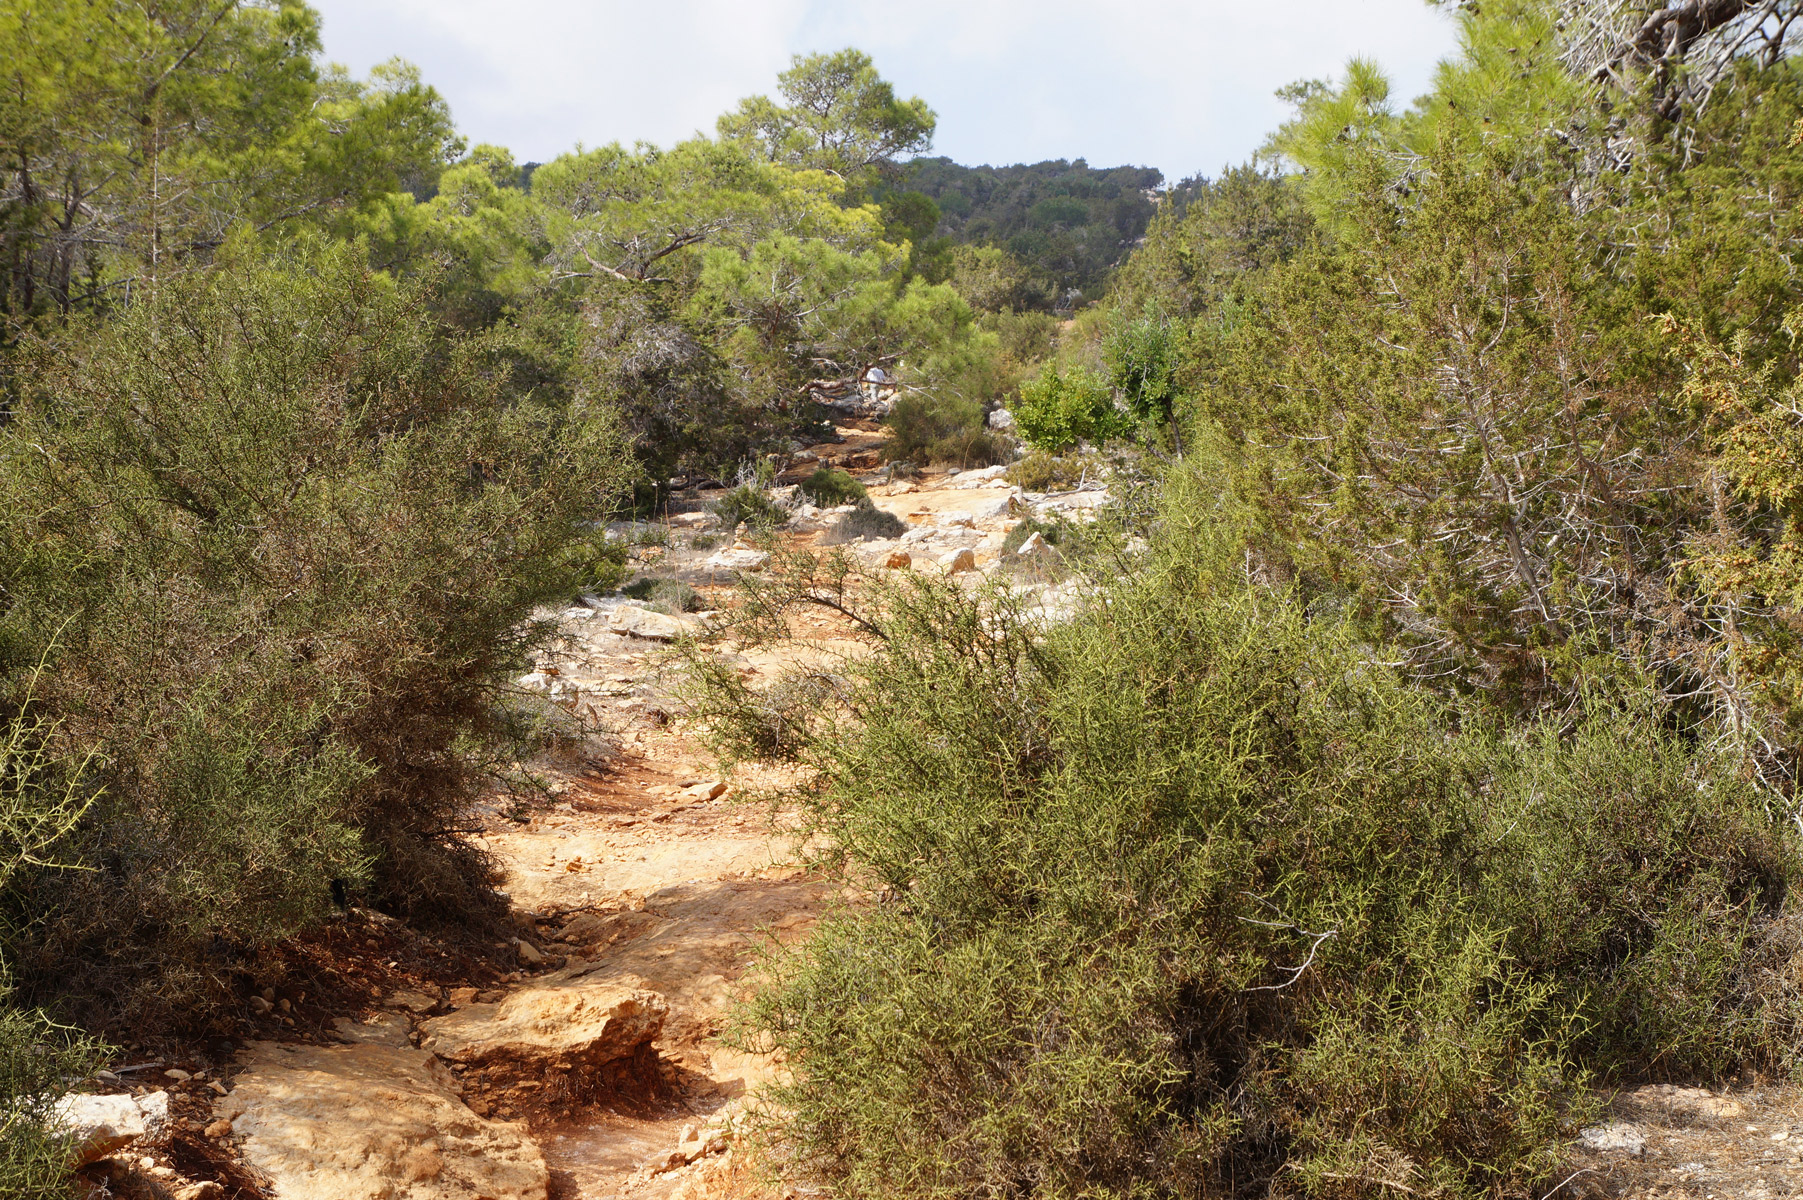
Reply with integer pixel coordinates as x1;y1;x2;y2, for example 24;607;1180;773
386;989;438;1014
219;1041;547;1200
331;1011;412;1047
419;975;666;1082
1579;1122;1646;1156
969;493;1014;520
885;550;912;570
607;606;684;642
986;408;1015;430
944;548;978;574
1619;1084;1747;1122
51;1090;168;1165
704;548;769;573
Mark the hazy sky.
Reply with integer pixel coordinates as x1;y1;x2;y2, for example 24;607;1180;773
306;1;1461;181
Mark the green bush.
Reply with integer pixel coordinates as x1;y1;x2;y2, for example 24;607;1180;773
0;701;111;1197
0;242;632;1025
799;467;868;507
0;1002;106;1200
1103;307;1181;426
561;529;632;594
621;576;704;614
699;465;1801;1200
820;498;907;544
1014;364;1133;452
1004;450;1090;492
713;483;791;532
883;392;1009;467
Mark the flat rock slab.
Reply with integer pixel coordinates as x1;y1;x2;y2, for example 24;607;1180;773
418;978;666;1080
218;1041;547;1200
331;1011;413;1047
52;1090;168;1164
1617;1083;1748;1122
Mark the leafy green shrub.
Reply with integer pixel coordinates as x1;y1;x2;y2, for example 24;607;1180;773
1004;451;1089;492
0;242;632;1025
1104;307;1181;425
621;576;704;614
562;529;631;594
713;484;790;533
883;392;1009;467
821;499;907;544
1014;364;1133;452
799;467;868;507
698;466;1801;1200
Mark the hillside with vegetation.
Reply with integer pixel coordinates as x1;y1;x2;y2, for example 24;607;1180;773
889;157;1165;306
12;2;1803;1200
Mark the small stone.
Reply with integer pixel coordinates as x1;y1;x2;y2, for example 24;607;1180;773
685;781;728;801
513;938;546;966
1579;1122;1646;1156
449;987;480;1007
249;995;272;1015
386;988;438;1014
885;550;912;570
945;548;978;574
164;1069;192;1082
204;1118;234;1139
1016;531;1043;556
175;1184;225;1200
208;1081;228;1096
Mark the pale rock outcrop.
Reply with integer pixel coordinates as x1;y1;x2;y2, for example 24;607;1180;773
218;1041;548;1200
1578;1122;1647;1156
704;548;770;573
330;1011;412;1047
607;606;685;641
1618;1084;1747;1122
968;493;1015;520
51;1090;168;1164
418;974;666;1081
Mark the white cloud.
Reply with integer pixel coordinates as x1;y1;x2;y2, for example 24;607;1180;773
306;0;1459;177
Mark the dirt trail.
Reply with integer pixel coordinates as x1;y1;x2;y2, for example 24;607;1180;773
82;421;1802;1200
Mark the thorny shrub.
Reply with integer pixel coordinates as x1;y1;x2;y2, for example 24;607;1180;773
683;467;1803;1200
0;241;633;1028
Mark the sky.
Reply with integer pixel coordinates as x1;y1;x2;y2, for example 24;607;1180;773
305;0;1462;182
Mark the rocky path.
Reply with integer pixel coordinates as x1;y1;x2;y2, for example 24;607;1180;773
62;427;1803;1200
63;424;1061;1200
